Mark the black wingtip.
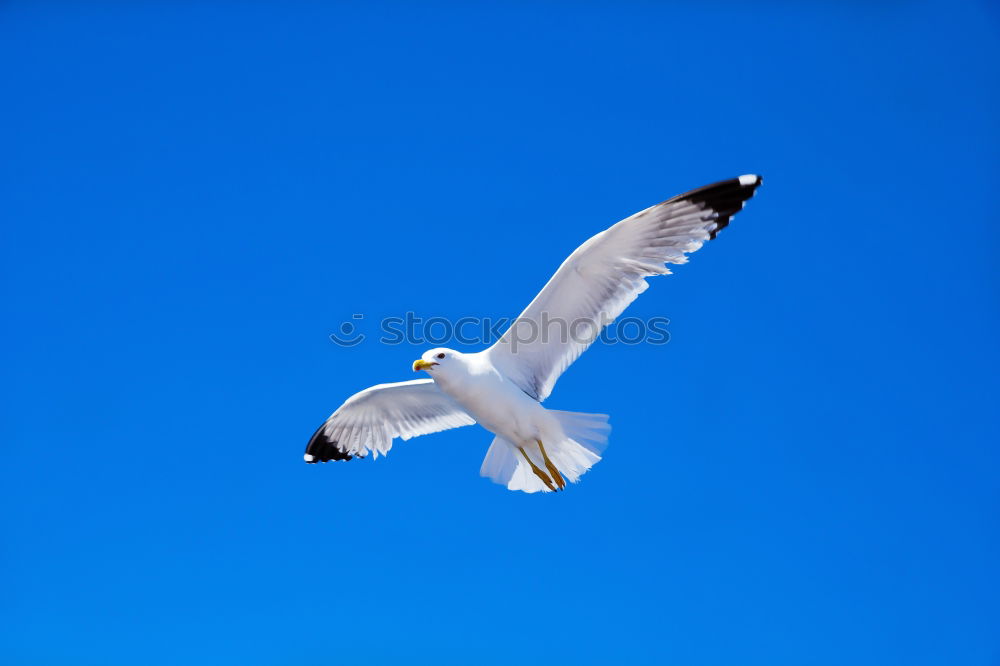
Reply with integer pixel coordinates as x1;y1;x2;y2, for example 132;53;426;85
303;421;361;463
669;174;763;240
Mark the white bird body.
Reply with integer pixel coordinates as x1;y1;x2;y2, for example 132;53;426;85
426;350;556;446
304;175;763;492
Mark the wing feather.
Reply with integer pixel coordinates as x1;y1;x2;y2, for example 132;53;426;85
304;379;476;462
487;175;762;401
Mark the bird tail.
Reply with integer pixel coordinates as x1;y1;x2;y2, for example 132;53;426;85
479;410;611;493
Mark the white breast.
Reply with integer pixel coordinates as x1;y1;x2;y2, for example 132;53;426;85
433;352;554;446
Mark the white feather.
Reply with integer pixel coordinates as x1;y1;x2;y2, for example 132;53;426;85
315;379;475;459
486;190;744;401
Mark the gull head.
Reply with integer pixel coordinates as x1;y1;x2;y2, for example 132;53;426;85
412;347;457;373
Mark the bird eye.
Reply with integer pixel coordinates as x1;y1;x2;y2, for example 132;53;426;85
436;353;445;359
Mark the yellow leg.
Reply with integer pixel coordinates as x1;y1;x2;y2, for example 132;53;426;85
518;446;556;492
536;440;566;490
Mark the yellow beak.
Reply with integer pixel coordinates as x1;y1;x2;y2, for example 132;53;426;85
412;359;438;372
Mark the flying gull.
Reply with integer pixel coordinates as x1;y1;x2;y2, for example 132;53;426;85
305;175;763;492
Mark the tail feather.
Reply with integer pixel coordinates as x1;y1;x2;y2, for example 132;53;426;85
548;410;611;456
479;410;611;493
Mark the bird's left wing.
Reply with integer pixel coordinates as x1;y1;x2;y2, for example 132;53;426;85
304;379;476;463
487;175;762;401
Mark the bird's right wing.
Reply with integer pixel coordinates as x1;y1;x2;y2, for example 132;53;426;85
304;379;476;463
487;175;762;401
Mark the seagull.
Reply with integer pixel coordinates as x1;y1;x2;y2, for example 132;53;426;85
305;175;763;492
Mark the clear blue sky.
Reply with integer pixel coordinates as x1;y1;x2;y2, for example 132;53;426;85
2;2;998;665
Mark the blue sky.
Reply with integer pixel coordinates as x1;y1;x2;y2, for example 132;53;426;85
2;2;998;664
